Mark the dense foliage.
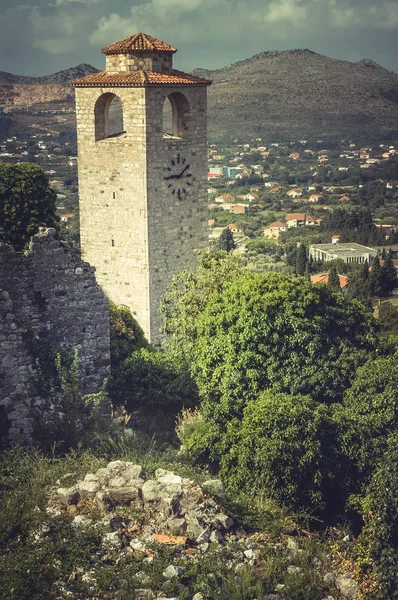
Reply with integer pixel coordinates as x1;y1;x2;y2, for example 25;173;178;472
0;163;59;250
166;262;392;518
217;227;236;252
356;434;398;599
220;391;335;510
192;272;377;417
161;249;245;365
108;347;197;412
320;208;386;246
334;354;398;490
109;302;148;367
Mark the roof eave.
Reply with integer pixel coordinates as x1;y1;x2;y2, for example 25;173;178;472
71;81;211;88
102;49;177;55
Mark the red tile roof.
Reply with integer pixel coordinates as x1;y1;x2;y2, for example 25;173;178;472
269;221;287;228
102;33;177;55
71;69;211;87
285;213;306;220
310;273;349;289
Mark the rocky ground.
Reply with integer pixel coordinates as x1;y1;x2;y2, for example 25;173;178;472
47;460;360;600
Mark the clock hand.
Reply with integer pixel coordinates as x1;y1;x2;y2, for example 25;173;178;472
164;173;180;180
179;164;190;178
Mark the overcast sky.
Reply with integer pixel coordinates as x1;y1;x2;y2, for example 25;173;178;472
0;0;397;76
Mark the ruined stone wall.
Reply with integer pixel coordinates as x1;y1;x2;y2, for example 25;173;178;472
0;228;110;446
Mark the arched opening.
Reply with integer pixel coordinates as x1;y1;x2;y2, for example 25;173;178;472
162;92;191;139
163;98;173;137
95;93;125;141
108;96;124;137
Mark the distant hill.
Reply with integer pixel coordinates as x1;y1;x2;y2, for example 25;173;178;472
0;64;99;86
0;64;99;138
193;49;398;142
1;52;398;142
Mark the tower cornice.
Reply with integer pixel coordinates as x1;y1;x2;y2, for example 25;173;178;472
71;69;211;87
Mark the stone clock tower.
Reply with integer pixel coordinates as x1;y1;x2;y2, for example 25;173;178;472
71;33;211;343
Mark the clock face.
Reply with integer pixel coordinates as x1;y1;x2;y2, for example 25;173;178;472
163;153;192;199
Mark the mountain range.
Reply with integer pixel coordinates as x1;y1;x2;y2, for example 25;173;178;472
1;51;398;142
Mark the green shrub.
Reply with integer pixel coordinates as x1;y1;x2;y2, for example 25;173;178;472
109;302;148;367
357;433;398;599
193;273;377;428
218;390;335;510
108;348;198;412
332;354;398;494
176;408;219;464
0;162;59;251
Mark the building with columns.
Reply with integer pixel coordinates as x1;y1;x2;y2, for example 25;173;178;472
72;33;211;343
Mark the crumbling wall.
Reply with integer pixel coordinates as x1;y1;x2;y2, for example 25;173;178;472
0;228;111;446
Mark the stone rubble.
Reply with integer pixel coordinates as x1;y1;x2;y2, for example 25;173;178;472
49;460;359;599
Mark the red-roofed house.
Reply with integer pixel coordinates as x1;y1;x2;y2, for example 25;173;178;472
285;213;306;227
285;213;318;227
245;192;260;202
287;188;302;198
264;221;287;239
229;204;247;214
215;193;235;203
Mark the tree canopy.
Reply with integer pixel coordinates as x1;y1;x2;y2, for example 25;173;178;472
217;227;235;252
221;390;334;509
0;163;59;251
192;272;378;425
161;249;245;365
109;302;148;367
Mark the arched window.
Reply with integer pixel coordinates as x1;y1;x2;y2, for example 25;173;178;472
94;93;125;141
163;98;173;137
162;92;191;139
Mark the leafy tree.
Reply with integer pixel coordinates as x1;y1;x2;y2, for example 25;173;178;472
295;243;307;275
217;227;235;252
108;348;197;412
370;255;382;297
346;262;371;307
161;249;245;365
358;433;398;599
245;237;278;257
220;390;335;510
0;163;59;251
192;273;378;430
333;353;398;491
378;301;398;337
327;264;341;293
109;302;148;367
379;251;397;296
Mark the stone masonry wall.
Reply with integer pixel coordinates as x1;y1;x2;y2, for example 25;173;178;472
75;83;208;344
146;85;208;341
75;86;152;338
106;52;173;74
0;228;110;446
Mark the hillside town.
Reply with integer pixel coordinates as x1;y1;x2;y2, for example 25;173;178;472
1;131;398;296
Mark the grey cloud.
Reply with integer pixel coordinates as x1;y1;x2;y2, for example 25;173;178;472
0;0;397;76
